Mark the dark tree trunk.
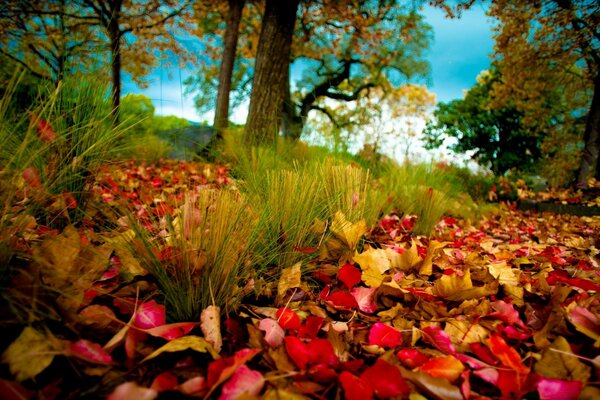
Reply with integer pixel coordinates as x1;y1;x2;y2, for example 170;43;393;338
244;0;299;145
282;64;303;139
108;0;123;124
577;73;600;186
213;0;245;137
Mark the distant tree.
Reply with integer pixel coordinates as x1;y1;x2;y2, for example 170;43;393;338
244;0;299;145
284;0;432;139
423;68;542;175
0;0;103;83
489;0;599;185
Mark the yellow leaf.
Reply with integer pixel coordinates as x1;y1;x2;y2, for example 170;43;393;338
2;327;60;382
353;246;391;287
330;211;367;250
393;241;423;272
36;225;80;287
432;269;473;298
418;355;465;381
488;261;519;286
534;336;591;382
143;336;218;362
419;240;447;276
444;319;489;350
276;262;302;305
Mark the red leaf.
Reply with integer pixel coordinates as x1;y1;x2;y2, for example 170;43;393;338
338;263;361;289
206;348;261;389
351;286;377;313
30;114;57;143
537;378;582;400
285;336;309;370
360;359;410;398
397;348;430;368
22;167;41;188
326;291;359;309
486;334;529;374
134;300;166;329
276;307;301;330
298;316;324;339
63;192;77;209
421;325;456;355
307;338;339;367
368;323;403;348
150;372;179;392
0;379;34;400
67;339;113;364
143;322;196;340
339;371;373;400
219;365;264;400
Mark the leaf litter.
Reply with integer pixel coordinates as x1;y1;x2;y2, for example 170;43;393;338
1;160;600;399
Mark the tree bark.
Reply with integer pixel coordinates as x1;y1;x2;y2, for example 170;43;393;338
213;0;245;136
577;73;600;186
244;0;299;145
108;0;123;123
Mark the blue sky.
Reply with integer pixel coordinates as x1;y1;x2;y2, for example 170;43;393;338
122;3;495;124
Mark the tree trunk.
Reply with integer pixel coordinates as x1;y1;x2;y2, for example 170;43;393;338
108;0;122;124
281;65;303;139
213;0;245;137
244;0;299;145
577;73;600;186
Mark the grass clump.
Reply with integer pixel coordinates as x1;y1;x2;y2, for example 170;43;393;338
122;189;252;321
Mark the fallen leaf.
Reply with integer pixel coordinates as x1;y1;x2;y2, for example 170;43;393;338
339;371;373;400
338;263;362;289
259;318;285;347
486;334;530;374
400;366;464;400
150;372;179;392
534;336;591;382
277;262;302;305
418;355;464;381
67;340;113;364
537;377;582;400
360;358;410;398
1;327;60;382
276;307;301;330
206;348;261;395
331;211;367;250
201;305;223;353
142;335;219;362
107;382;157;400
134;300;166;329
368;323;403;348
219;364;264;400
351;286;377;313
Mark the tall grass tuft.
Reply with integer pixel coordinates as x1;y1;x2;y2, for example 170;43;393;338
245;166;329;271
123;189;253;321
0;74;128;228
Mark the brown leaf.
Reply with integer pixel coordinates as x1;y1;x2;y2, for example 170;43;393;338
534;336;591;382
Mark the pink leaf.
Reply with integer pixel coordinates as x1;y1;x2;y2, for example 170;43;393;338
338;263;362;289
368;322;403;348
258;318;285;347
107;382;157;400
134;300;166;329
219;365;264;400
339;371;373;400
206;348;261;390
276;307;301;330
421;325;456;355
351;286;377;313
67;339;113;364
178;376;207;397
360;359;410;398
537;378;582;400
488;300;527;330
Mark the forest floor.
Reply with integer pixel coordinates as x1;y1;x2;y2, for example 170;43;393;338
1;159;599;400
